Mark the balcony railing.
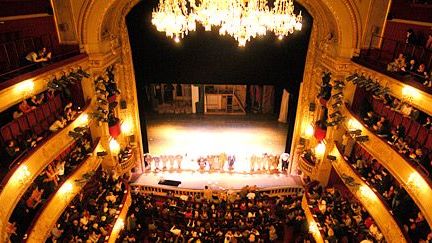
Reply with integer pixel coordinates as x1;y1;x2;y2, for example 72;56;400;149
105;184;132;243
353;34;432;94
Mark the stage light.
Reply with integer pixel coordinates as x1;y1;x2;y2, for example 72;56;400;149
121;118;134;136
278;35;283;40
174;36;180;43
59;181;74;196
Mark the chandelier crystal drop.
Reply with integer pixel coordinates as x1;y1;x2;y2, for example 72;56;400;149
151;0;303;46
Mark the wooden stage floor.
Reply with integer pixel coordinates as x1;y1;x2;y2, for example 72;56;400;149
146;114;289;157
132;171;303;190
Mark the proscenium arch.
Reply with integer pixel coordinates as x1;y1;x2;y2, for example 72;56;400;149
78;0;361;162
80;0;360;56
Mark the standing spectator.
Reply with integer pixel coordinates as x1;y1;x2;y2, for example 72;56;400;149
406;29;417;45
426;33;432;50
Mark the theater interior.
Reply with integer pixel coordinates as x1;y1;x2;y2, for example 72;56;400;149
0;0;431;242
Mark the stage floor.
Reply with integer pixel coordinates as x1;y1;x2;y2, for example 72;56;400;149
132;171;303;190
146;114;288;157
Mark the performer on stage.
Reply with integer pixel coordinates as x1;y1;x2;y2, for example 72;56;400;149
228;155;236;170
280;153;290;171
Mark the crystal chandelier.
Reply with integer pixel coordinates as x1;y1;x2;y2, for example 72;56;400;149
151;0;302;46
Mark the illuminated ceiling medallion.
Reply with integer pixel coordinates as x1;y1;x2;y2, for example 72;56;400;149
151;0;303;47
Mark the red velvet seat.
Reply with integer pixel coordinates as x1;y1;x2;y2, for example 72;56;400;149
48;98;58;116
375;102;384;116
9;122;21;138
54;95;63;113
401;116;412;132
17;116;30;133
372;98;380;112
26;111;38;129
416;126;429;147
41;103;55;124
392;112;403;128
1;126;13;142
406;122;420;143
424;132;432;150
33;124;44;136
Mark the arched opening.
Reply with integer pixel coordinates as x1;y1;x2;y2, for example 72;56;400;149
126;0;313;160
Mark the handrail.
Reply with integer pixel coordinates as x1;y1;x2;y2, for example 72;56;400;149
23;138;101;241
106;184;132;243
341;103;432;228
25;141;103;243
333;144;409;242
0;104;93;239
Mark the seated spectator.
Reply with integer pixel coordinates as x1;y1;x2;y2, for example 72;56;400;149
12;110;23;119
389;124;405;144
426;33;432;50
18;100;35;113
25;187;44;209
363;111;377;127
29;94;45;106
49;116;67;132
25;47;51;65
5;140;20;158
406;29;417;45
423;117;432;129
403;59;416;73
373;116;390;137
387;53;406;72
395;138;409;155
400;102;413;117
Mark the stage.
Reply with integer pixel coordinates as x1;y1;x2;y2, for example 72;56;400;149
134;114;302;191
132;171;303;190
146;114;288;157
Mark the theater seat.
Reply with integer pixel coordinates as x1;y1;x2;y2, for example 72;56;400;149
416;126;429;147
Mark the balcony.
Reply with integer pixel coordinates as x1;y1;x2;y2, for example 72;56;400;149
0;34;81;84
25;139;103;242
331;145;408;242
341;103;432;228
0;108;92;237
353;35;432;94
301;191;324;243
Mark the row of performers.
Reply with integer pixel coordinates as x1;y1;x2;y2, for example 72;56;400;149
143;153;290;172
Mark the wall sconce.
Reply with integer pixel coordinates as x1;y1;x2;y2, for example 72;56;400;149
14;79;34;96
359;185;375;201
121;117;134;136
315;142;326;159
402;86;419;102
14;165;31;185
308;221;320;236
109;138;121;155
348;118;362;131
76;113;89;127
113;218;125;234
407;172;426;193
304;124;314;139
59;181;74;199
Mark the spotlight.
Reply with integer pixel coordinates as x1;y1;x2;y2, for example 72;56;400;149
332;92;343;99
332;101;342;109
355;135;369;142
174;36;180;43
278;35;283;40
329;111;341;119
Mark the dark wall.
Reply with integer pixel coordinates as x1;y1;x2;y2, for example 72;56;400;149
0;0;52;17
126;0;313;153
126;0;313;93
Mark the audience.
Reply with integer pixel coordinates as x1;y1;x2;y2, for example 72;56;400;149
46;171;126;242
8;134;93;241
117;187;309;242
307;182;384;242
346;145;432;242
